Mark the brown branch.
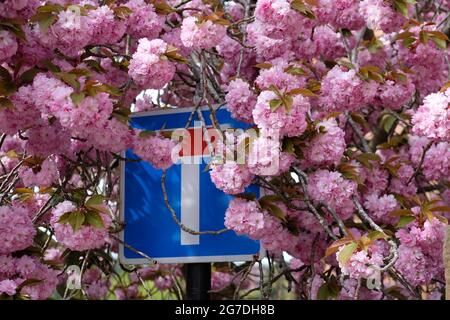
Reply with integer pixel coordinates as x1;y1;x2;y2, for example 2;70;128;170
239;265;308;299
292;167;338;241
111;234;157;265
161;170;229;235
407;140;433;185
352;196;398;272
346;112;371;153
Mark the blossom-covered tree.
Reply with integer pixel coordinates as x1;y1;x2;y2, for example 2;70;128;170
0;0;450;300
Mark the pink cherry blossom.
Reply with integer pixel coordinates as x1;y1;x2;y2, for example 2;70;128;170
302;119;346;167
225;79;257;123
128;38;176;89
0;30;18;62
320;65;378;112
50;201;112;251
133;134;176;170
180;16;227;50
0;205;35;254
412;89;450;142
210;161;254;195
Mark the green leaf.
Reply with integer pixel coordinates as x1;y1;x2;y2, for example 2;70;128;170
430;206;450;213
436;215;448;224
86;195;106;207
367;230;388;241
285;66;307;76
16;279;43;292
0;81;16;96
290;0;316;19
269;99;282;112
19;67;39;85
86;195;109;214
254;63;273;69
42;60;61;73
337;58;355;70
316;278;340;300
164;45;188;64
39;14;57;32
325;237;355;257
396;215;416;228
356;153;381;169
112;107;130;124
113;6;133;19
283;95;294;113
430;36;447;49
385;286;408;300
0;19;27;41
366;36;383;54
402;37;416;48
31;12;57;32
152;0;176;15
68;68;92;78
70;92;85;105
316;283;330;300
70;211;85;231
139;130;157;138
350;112;366;126
360;153;381;161
390;209;413;216
394;0;409;17
282;138;296;154
0;97;14;110
268;84;281;95
55;72;80;91
419;30;429;44
57;211;71;224
337;242;358;266
288;88;317;97
380;114;397;133
341;28;352;37
58;211;85;232
84;80;121;97
266;203;287;222
259;195;283;203
426;30;449;41
236;193;257;201
35;3;64;13
0;65;13;83
0;66;16;96
397;30;415;39
83;59;106;73
377;134;407;150
84;210;104;228
390;71;407;83
259;196;287;222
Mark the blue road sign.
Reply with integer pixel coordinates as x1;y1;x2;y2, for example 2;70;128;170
119;106;260;264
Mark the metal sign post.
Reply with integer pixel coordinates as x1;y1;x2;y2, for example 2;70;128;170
186;263;211;300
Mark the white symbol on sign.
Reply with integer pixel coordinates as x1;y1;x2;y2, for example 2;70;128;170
174;123;228;246
181;161;200;245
